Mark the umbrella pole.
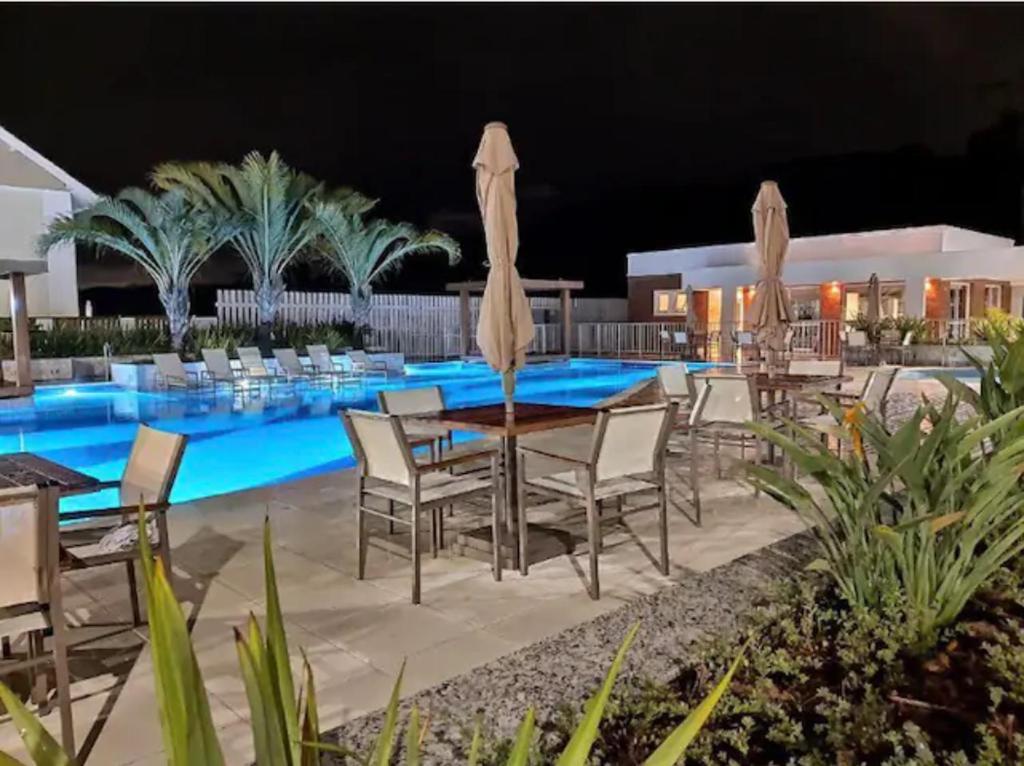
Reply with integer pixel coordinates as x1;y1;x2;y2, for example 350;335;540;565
502;369;515;415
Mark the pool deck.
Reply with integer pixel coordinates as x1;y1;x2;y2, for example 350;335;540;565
0;369;942;765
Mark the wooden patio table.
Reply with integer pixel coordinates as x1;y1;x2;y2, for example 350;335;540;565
405;402;598;567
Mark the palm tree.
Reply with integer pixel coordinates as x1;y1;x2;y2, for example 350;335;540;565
314;202;461;327
153;151;372;347
38;188;232;351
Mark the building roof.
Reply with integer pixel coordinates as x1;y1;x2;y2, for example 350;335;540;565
446;278;584;292
627;225;1015;275
0;124;97;209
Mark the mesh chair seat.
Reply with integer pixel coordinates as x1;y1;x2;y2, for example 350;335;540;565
0;606;49;638
527;471;659;500
363;472;495;506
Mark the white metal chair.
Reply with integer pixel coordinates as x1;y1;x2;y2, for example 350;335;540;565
273;348;316;384
802;367;899;439
348;349;390;376
378;386;452;448
59;425;187;625
657;364;705;421
342;410;502;604
787;359;842;379
0;486;75;756
152;352;200;390
842;330;869;366
679;375;766;525
515;403;677;600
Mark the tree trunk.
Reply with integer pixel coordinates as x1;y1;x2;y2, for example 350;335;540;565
351;285;373;331
159;286;191;352
254;276;284;355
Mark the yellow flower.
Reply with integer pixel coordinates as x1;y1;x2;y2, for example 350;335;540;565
843;403;866;458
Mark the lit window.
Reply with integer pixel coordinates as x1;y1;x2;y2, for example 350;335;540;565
655;292;670;314
985;284;1002;309
674;292;687;313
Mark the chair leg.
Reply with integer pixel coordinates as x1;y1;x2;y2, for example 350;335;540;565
411;497;422;605
436;506;445;553
595;500;603;553
50;604;75;759
516;452;528;576
126;560;143;626
753;435;761;498
713;431;722;478
28;631;47;706
491;455;503;581
429;507;438;559
690;427;701;526
387;499;395;536
657;478;669;576
584;484;600;600
356;478;367;580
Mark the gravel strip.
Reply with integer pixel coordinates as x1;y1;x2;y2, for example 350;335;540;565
324;531;815;763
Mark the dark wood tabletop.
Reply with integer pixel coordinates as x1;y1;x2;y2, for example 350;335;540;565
408;402;598;437
0;453;100;492
697;369;851;392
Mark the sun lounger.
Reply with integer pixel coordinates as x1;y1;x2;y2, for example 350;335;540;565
237;347;284;383
307;344;357;385
272;348;316;383
200;348;240;387
348;349;390;376
152;352;201;390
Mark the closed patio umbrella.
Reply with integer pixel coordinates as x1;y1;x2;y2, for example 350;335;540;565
749;181;794;366
866;272;882;323
474;122;535;412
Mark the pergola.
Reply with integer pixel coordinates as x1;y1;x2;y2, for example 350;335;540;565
0;258;44;396
446;278;584;359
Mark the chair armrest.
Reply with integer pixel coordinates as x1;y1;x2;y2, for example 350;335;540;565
516;444;592;467
418;447;500;474
59;501;170;522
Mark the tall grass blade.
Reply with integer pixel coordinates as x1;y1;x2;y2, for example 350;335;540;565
404;705;421;766
642;640;750;765
0;681;70;766
505;708;535;766
367;662;405;766
555;622;641;766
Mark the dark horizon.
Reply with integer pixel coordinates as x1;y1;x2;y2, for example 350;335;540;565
4;3;1024;314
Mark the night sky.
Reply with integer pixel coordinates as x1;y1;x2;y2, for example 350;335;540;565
3;4;1024;312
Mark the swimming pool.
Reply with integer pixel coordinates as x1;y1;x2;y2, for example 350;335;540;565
898;367;980;381
0;359;708;511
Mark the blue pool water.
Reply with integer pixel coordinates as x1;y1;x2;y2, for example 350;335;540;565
898;367;981;381
0;359;708;511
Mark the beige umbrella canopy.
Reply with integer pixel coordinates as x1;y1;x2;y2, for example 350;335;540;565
749;181;794;356
474;122;535;412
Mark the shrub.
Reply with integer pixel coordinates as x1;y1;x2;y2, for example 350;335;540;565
747;394;1024;651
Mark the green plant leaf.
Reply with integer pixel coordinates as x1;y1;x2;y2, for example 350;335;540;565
505;708;535;766
0;681;71;766
0;752;29;766
367;661;405;766
556;622;641;766
405;705;421;766
804;558;832;573
467;719;483;766
642;639;750;765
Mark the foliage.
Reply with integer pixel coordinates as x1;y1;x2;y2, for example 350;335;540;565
37;189;234;350
541;574;1024;765
972;308;1024;343
943;319;1024;445
0;324;173;359
314;201;461;326
849;315;933;345
153;152;372;340
746;394;1024;651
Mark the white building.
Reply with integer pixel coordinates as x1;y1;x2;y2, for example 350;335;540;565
626;225;1024;333
0;125;95;317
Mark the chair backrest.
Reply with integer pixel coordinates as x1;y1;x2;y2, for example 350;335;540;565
349;349;370;364
783;328;794;348
735;331;755;345
690;374;758;426
378;386;444;415
273;348;303;375
153;353;187;380
120;425;188;506
902;331;914;346
0;487;50;609
672;331;688;344
237;347;268;376
306;345;333;371
659;330;670;341
788;359;842;377
657;365;689;402
862;367;898;414
847;330;867;348
342;410;414;486
592;403;676;482
201;348;234;378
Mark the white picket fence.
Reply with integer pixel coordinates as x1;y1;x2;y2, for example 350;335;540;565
215;290;627;359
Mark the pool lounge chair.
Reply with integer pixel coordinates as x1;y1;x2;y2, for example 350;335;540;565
272;348;316;384
516;403;677;600
59;425;187;626
802;366;898;439
307;345;357;385
348;349;390;376
201;348;241;387
0;486;75;756
342;410;502;604
237;346;284;383
152;352;201;390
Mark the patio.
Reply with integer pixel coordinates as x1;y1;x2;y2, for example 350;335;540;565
0;367;947;765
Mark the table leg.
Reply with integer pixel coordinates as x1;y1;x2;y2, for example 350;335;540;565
767;389;777;466
503;434;518;570
787;396;799;479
